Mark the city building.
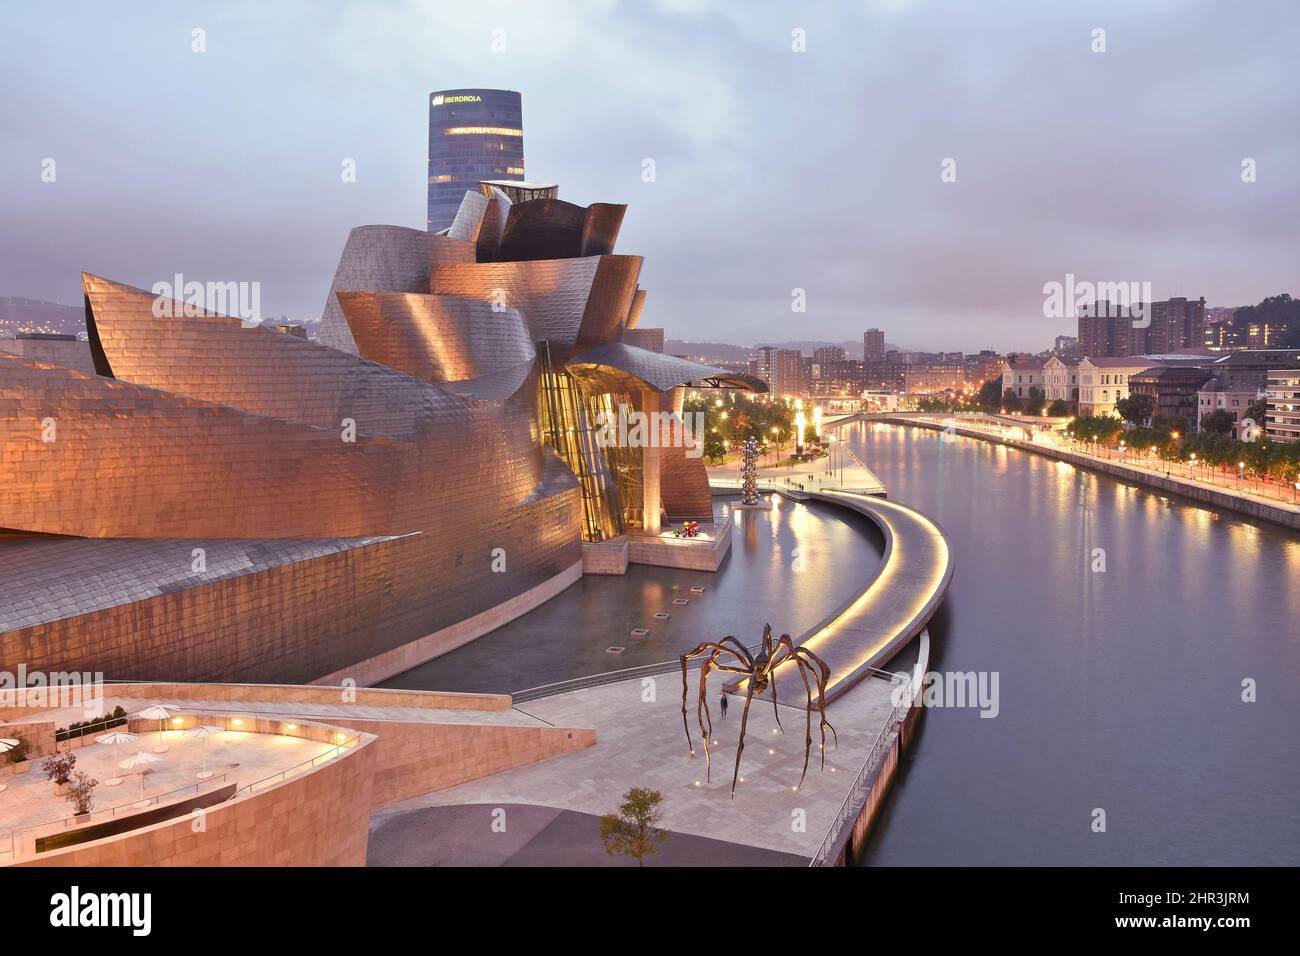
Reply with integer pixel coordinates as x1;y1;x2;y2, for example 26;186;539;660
1078;297;1206;357
902;362;964;394
1002;356;1046;398
1076;356;1161;417
1203;348;1300;390
1078;301;1141;358
863;328;885;360
1053;335;1079;357
1197;377;1263;437
814;345;845;366
1145;297;1206;354
814;359;866;396
766;348;806;397
427;88;525;231
1265;369;1300;443
1128;366;1215;428
965;350;1004;387
1042;355;1079;405
0;184;763;688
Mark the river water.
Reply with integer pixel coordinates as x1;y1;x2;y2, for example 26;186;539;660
845;421;1300;866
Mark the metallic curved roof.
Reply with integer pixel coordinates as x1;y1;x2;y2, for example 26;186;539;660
564;341;767;393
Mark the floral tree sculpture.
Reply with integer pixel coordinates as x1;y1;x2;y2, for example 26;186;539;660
741;437;760;505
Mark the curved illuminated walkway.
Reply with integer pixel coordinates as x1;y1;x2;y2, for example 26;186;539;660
727;487;953;705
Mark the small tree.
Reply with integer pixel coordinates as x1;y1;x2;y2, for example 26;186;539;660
977;377;1003;411
66;770;99;815
1201;408;1236;435
1245;396;1268;426
2;731;30;765
1047;399;1070;417
599;787;669;866
1115;393;1155;427
42;751;76;786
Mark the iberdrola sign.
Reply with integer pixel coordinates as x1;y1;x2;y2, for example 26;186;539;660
431;94;482;107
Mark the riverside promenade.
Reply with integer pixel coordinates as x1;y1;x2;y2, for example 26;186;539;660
873;413;1300;532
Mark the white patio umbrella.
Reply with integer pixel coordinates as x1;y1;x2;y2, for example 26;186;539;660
0;738;18;793
119;751;164;807
188;725;224;779
95;731;138;787
134;705;178;753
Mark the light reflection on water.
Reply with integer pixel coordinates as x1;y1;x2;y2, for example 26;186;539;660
380;495;885;696
849;423;1300;866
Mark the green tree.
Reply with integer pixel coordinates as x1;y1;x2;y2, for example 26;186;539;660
599;787;669;866
1023;386;1045;416
977;378;1003;411
1245;396;1268;425
1200;408;1236;435
1001;389;1023;413
1046;399;1070;417
1115;393;1155;427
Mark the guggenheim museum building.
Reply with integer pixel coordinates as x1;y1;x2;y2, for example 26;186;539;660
0;183;763;687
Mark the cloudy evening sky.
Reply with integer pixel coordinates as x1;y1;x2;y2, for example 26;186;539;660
1;0;1296;351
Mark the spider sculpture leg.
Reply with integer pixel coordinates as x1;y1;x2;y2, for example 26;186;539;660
768;639;816;788
680;641;754;783
695;649;721;781
730;680;759;798
760;626;785;735
772;636;839;779
792;645;838;764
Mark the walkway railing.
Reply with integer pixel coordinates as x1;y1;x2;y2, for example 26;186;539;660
807;672;914;867
235;734;362;796
0;773;230;862
511;643;764;704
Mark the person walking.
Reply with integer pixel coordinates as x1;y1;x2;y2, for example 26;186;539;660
720;692;729;718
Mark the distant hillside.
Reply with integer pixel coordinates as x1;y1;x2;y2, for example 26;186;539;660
0;297;85;338
666;337;902;360
0;295;318;340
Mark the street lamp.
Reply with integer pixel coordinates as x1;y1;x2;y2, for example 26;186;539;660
1238;460;1245;492
1188;452;1197;481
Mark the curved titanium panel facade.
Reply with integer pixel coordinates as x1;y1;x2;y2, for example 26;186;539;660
566;341;767;393
0;177;763;686
496;198;589;261
318;226;475;353
580;203;627;257
85;274;447;441
336;291;533;385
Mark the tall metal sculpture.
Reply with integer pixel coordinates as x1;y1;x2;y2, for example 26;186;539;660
740;436;759;506
680;624;836;797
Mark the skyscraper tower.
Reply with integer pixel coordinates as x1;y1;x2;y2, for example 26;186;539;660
864;328;885;360
427;89;524;232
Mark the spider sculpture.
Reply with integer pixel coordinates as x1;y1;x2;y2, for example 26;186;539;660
680;624;837;798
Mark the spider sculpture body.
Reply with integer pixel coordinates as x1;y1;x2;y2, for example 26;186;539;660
680;624;837;798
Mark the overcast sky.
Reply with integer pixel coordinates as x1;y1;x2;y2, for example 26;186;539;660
1;0;1296;352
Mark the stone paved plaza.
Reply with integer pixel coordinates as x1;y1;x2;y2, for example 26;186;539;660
373;667;902;860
